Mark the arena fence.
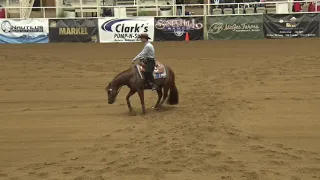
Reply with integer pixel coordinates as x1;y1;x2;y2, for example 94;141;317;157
0;2;320;43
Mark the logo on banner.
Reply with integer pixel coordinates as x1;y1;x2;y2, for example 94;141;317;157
100;18;149;41
1;20;44;34
50;20;89;35
208;22;260;34
279;17;298;28
277;16;303;35
0;19;48;44
155;18;203;37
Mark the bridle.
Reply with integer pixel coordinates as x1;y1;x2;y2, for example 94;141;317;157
108;82;122;100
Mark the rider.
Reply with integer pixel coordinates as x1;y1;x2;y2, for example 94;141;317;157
132;33;159;91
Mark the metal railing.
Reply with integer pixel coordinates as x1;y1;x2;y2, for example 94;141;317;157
0;0;319;19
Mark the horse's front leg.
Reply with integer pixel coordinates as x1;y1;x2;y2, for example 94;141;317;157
153;88;163;110
126;89;136;112
137;90;146;115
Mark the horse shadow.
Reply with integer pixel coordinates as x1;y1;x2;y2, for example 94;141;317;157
128;106;177;116
118;104;176;116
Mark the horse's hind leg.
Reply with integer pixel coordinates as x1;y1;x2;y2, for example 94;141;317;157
159;86;169;108
126;89;135;112
153;88;163;110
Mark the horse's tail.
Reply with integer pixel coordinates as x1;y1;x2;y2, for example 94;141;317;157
167;67;179;105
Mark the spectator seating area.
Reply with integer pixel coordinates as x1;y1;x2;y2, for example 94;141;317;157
210;0;320;15
0;0;319;18
211;5;272;15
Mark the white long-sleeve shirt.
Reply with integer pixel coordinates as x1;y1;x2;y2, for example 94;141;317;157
132;42;155;62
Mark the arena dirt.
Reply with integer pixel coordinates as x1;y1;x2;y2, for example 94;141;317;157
0;39;320;180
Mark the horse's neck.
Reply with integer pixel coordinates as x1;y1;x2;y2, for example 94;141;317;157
112;69;131;87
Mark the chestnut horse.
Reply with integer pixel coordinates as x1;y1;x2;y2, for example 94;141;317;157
105;62;178;115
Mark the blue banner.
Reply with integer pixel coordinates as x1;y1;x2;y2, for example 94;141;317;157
0;19;49;44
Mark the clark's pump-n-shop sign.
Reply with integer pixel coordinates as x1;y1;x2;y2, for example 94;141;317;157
98;17;154;43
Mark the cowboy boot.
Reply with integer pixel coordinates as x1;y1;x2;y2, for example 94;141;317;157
148;73;159;91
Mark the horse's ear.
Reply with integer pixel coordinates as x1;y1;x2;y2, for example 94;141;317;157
106;82;111;88
105;82;111;91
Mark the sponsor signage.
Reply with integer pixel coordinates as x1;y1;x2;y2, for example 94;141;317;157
49;19;98;43
0;19;49;44
263;14;320;38
207;15;264;40
98;17;154;43
154;17;204;41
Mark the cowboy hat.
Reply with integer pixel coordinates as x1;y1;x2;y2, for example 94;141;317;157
138;33;151;39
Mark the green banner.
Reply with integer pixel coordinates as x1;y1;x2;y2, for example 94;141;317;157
207;15;264;40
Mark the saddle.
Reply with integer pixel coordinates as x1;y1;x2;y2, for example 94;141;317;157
138;61;165;74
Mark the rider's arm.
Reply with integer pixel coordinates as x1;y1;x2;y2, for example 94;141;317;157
132;45;150;62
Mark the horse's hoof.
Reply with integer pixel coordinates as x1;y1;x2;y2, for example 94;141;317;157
153;106;160;111
128;111;137;116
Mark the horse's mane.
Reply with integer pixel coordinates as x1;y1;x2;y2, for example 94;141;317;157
112;67;132;81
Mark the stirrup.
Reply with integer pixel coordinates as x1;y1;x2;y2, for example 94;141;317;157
151;84;158;91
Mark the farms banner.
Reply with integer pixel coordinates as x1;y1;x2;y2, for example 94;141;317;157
207;15;264;40
98;17;154;43
154;17;204;41
263;13;320;38
49;19;98;43
0;19;49;44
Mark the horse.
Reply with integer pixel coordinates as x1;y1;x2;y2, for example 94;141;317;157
105;61;179;115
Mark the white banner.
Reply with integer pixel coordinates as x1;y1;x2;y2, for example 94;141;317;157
98;17;154;43
0;19;49;44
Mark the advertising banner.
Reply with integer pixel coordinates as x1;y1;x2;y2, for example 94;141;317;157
263;13;320;38
49;19;98;43
98;17;154;43
207;15;264;40
0;19;49;44
154;17;204;41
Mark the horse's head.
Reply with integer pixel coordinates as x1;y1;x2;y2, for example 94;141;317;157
105;82;119;104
